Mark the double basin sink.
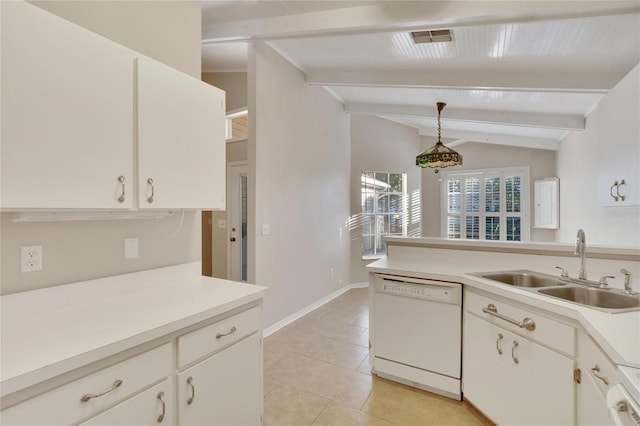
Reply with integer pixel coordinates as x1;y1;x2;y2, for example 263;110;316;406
472;270;640;313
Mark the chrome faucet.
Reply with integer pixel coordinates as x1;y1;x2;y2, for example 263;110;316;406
575;229;587;280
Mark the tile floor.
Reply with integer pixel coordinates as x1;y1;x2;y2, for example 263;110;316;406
263;287;494;426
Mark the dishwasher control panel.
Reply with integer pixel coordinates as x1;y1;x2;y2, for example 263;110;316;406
376;275;461;304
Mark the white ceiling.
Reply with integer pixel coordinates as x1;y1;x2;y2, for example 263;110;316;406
200;1;640;150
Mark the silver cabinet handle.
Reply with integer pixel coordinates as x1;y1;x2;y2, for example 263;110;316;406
511;340;519;364
80;379;123;402
591;365;609;385
496;333;503;355
216;326;237;339
610;181;619;202
156;391;166;423
147;178;155;203
186;376;195;405
117;176;126;203
616;179;626;202
482;304;536;331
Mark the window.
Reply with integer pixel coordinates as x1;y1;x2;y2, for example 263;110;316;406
225;109;248;140
441;167;529;241
361;172;407;257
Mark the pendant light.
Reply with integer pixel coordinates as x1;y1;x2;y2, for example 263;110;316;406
416;102;462;173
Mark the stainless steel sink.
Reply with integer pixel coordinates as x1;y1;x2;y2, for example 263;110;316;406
474;270;564;288
538;287;640;311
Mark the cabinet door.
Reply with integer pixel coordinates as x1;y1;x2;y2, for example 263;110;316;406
79;380;174;426
137;56;226;210
576;372;615;426
464;312;575;426
463;312;508;425
510;330;575;426
178;333;262;426
597;65;639;207
1;1;135;209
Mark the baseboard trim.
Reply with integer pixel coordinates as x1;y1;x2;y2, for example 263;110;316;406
263;282;369;338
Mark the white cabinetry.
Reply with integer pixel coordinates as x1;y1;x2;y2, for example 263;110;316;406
1;1;135;209
178;334;262;426
597;64;640;207
137;57;226;210
575;331;617;426
534;178;559;229
80;380;174;426
0;1;226;211
463;290;575;425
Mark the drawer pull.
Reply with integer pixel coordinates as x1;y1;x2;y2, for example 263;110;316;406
156;391;166;423
147;178;155;203
187;376;195;405
216;326;237;339
512;340;520;364
591;365;609;385
117;176;126;203
482;304;536;331
496;333;503;355
80;379;123;402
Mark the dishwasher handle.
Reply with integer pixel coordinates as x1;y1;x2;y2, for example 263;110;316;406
482;304;536;331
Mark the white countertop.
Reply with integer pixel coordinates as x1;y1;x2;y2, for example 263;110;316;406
367;257;640;368
0;263;267;397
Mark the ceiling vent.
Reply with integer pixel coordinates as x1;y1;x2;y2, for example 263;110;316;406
410;29;453;44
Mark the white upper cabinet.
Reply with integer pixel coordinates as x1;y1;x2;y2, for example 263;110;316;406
137;57;226;210
597;64;639;207
1;1;135;209
1;1;226;211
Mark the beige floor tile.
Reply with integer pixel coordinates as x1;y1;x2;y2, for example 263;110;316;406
264;383;330;426
362;377;441;425
312;401;391;426
290;315;368;347
266;352;374;410
356;355;373;375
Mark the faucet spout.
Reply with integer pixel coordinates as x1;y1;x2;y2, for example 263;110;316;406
575;229;587;280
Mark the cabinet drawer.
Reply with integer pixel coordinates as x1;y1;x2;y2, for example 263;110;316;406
178;305;261;368
79;379;173;426
1;344;171;426
578;333;618;397
466;290;575;356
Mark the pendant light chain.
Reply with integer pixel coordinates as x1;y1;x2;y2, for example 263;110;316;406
437;107;442;143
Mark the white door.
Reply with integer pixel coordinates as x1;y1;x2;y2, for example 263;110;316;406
227;162;248;282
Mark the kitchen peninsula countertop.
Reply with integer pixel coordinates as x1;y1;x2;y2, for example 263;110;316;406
0;263;267;398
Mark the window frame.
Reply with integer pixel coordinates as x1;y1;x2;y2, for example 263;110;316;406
361;171;408;259
440;166;530;242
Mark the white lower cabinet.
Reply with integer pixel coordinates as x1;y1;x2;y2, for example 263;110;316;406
177;333;262;426
575;331;617;426
79;380;174;426
463;290;575;425
0;303;263;426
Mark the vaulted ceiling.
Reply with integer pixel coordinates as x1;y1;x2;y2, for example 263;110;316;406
201;1;640;150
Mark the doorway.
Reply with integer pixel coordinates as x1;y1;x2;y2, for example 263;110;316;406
227;162;248;282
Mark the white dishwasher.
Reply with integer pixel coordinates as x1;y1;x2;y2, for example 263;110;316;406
371;273;462;400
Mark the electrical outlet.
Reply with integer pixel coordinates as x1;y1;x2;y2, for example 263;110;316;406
21;245;43;272
124;238;139;259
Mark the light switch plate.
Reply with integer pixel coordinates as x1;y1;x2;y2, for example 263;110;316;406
124;238;138;259
261;224;270;236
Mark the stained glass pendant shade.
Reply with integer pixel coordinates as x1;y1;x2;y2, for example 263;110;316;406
416;102;462;172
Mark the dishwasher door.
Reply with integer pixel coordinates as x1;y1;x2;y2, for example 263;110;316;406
373;276;462;379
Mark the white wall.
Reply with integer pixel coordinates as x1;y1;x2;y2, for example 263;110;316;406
1;2;202;295
349;115;422;284
557;64;640;246
248;42;351;329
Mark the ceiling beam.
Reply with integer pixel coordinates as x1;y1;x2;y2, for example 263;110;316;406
309;70;619;93
418;128;562;151
201;1;639;43
345;102;585;130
